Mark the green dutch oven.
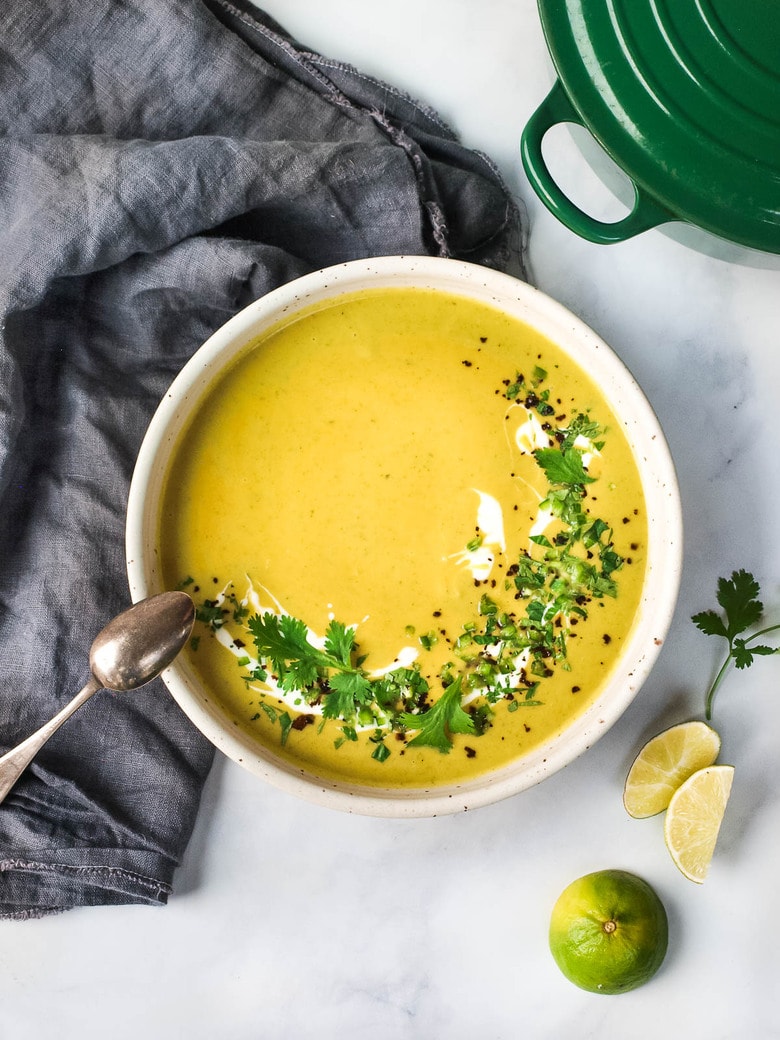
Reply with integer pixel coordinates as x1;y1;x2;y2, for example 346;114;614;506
521;0;780;252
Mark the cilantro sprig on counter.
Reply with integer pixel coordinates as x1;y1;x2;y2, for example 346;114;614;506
692;569;780;719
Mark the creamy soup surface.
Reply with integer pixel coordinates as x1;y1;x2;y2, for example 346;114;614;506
159;287;647;788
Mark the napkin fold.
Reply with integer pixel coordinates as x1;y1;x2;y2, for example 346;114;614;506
0;0;524;917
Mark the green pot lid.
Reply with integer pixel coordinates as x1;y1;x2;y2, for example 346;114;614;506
521;0;780;251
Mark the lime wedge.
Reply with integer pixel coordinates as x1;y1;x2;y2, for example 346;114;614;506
623;721;721;819
664;764;734;883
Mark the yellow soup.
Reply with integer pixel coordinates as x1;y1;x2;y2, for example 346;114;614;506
159;287;647;788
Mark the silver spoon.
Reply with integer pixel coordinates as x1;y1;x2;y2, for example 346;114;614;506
0;591;195;805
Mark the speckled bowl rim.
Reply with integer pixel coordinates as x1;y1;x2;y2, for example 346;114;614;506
126;255;683;818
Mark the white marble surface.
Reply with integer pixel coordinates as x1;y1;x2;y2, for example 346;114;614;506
3;2;780;1037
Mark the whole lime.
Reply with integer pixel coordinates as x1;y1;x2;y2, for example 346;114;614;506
549;869;668;994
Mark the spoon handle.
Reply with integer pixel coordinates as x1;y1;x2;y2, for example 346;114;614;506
0;677;103;806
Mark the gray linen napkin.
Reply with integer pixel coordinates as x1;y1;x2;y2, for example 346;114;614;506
0;0;524;917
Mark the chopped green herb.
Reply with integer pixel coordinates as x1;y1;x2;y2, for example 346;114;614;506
195;599;226;627
370;735;391;762
278;711;293;745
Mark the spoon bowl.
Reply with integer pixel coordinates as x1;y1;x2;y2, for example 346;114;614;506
90;591;195;691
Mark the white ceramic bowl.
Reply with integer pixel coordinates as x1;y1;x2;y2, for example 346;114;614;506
126;256;682;817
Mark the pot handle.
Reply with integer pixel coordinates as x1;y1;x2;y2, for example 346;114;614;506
521;79;673;244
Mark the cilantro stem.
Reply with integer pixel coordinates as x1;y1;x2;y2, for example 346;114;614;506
743;623;780;645
704;656;732;721
704;622;780;720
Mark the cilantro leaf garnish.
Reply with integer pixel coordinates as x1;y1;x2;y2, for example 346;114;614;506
399;676;476;753
248;613;327;674
322;671;374;720
248;612;369;711
692;569;780;719
534;446;595;487
323;619;358;669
